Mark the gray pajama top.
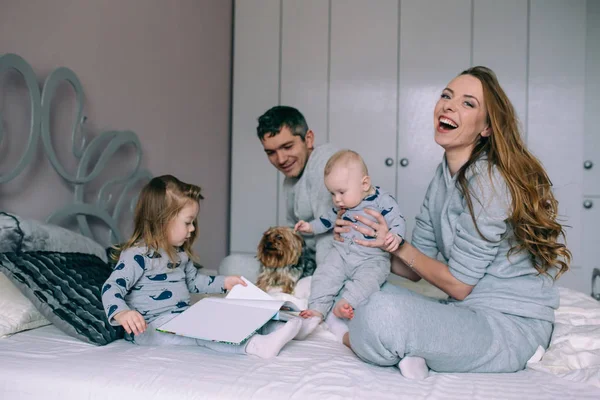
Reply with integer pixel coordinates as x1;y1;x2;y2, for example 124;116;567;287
102;245;226;325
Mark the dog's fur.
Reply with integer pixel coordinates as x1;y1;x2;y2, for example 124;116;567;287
256;226;316;294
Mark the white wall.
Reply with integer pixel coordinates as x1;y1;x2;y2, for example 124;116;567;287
231;0;598;293
0;0;233;270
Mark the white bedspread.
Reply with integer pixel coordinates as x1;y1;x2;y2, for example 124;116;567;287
1;286;600;400
527;287;600;387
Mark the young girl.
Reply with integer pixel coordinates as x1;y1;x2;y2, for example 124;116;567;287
102;174;302;358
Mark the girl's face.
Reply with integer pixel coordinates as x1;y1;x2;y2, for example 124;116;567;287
433;74;490;157
167;201;199;247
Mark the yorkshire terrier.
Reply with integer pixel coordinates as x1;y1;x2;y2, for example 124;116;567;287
256;226;316;294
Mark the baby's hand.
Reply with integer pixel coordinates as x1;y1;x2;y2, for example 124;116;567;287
383;232;401;253
294;220;313;234
114;310;147;335
224;275;247;291
332;299;354;320
300;309;323;320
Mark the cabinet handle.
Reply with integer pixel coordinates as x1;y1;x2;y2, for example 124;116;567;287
584;200;593;209
385;158;394;167
399;158;409;167
584;160;594;170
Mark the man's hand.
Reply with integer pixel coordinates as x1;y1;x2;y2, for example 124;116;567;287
294;220;313;234
114;310;147;335
224;275;247;291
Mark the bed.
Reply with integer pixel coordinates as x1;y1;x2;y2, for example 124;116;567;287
1;53;599;400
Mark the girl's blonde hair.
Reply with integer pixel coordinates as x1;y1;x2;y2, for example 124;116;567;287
457;66;571;279
112;175;204;263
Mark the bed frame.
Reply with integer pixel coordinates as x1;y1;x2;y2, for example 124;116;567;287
0;53;151;245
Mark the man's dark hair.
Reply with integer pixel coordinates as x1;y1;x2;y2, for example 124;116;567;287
256;106;309;141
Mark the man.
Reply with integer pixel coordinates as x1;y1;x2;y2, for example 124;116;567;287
219;106;337;281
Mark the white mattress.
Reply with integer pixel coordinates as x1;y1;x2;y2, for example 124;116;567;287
1;288;599;400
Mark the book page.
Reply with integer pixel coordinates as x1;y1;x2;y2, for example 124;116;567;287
226;278;302;312
208;297;284;310
226;277;273;301
157;297;277;344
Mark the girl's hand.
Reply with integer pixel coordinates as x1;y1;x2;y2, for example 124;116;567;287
299;309;323;320
333;209;351;242
352;208;390;249
114;310;147;335
224;275;247;291
294;220;313;234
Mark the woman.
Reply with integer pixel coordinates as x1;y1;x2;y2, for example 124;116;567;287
336;66;571;378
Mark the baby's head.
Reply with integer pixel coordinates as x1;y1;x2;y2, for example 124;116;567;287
324;150;372;209
129;175;203;261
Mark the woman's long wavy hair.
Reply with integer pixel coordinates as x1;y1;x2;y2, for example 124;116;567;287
456;66;571;279
112;175;204;263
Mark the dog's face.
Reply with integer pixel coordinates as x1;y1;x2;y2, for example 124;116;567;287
257;226;303;268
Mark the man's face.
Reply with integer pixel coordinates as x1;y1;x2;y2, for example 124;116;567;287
261;126;314;178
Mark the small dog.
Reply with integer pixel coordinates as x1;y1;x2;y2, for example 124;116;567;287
256;226;316;294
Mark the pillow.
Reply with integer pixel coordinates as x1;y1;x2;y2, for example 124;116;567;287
0;272;50;337
0;251;124;345
0;212;107;262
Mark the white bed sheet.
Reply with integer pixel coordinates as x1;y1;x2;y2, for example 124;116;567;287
527;287;600;387
1;320;598;400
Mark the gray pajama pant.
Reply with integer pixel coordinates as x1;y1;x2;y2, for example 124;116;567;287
309;243;390;317
348;283;553;373
131;313;248;354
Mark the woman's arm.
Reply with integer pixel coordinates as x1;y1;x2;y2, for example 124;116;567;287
390;254;421;282
391;241;474;300
352;209;474;300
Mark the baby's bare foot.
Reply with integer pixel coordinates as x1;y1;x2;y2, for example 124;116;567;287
333;301;354;319
340;303;354;319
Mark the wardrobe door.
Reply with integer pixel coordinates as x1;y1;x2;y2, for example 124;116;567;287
328;0;399;194
581;0;600;294
396;0;471;240
528;0;586;275
230;0;281;254
472;0;528;127
585;0;600;197
578;198;599;295
277;0;330;226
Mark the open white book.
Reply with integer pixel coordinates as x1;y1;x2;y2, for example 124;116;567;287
156;277;302;345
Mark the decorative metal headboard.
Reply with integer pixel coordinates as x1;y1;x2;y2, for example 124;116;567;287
0;53;152;246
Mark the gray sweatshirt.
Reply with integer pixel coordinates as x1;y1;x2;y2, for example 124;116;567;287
102;245;226;325
412;155;559;322
283;144;338;265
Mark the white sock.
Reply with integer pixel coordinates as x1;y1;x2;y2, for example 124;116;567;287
245;318;301;359
526;345;545;365
324;313;349;343
398;356;429;380
294;316;321;340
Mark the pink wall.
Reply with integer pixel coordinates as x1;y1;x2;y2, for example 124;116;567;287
0;0;232;270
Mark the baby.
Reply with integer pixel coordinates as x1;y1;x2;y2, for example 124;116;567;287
295;150;406;337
